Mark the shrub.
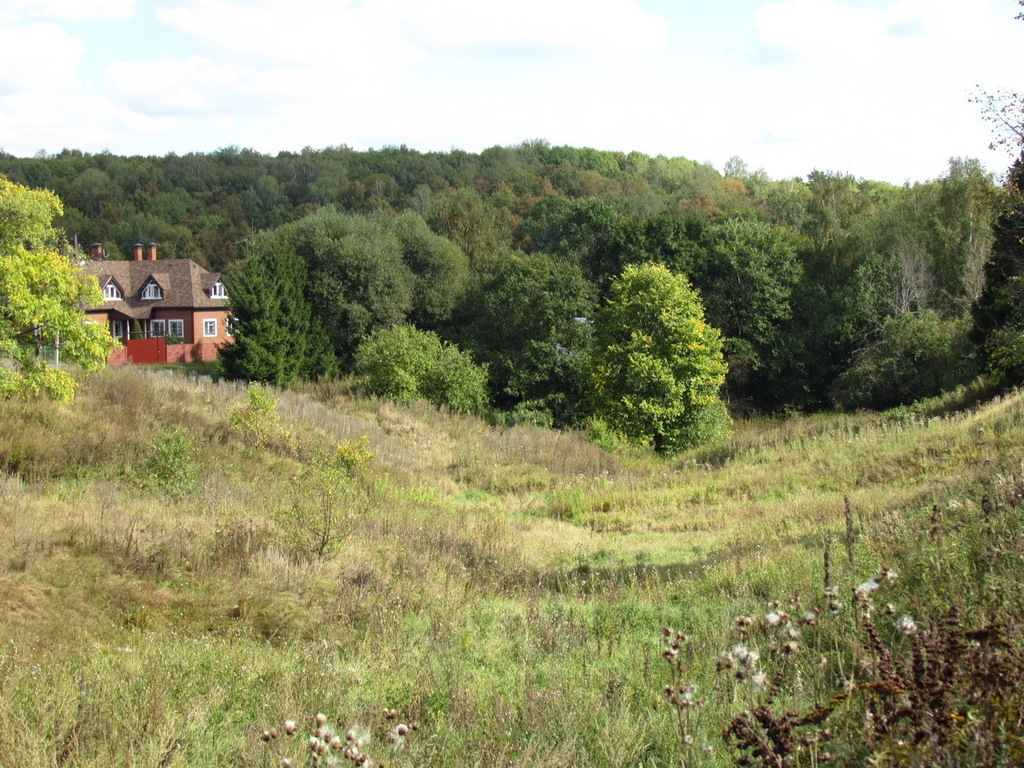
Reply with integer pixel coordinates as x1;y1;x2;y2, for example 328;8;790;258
833;312;976;410
355;324;489;413
272;438;373;561
229;384;280;449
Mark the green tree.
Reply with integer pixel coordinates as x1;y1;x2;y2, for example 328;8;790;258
693;218;802;406
282;208;415;362
972;156;1024;386
833;311;976;410
0;175;117;402
390;210;470;331
355;324;489;413
220;233;337;386
590;263;729;454
458;253;596;426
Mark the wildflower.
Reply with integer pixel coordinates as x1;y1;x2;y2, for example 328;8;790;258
855;579;880;601
752;672;768;691
801;611;818;626
282;759;293;768
673;684;700;708
731;644;760;670
315;713;328;727
765;611;784;627
284;720;297;736
895;615;918;635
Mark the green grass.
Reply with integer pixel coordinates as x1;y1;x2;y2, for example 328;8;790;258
1;368;1022;767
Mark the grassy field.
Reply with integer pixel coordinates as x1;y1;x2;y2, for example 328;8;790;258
1;367;1022;767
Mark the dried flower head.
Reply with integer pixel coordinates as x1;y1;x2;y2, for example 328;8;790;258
895;615;918;635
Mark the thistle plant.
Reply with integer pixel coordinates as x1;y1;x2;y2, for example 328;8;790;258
660;627;710;765
260;709;417;767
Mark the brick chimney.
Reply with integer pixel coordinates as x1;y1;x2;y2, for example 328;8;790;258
132;243;143;261
147;242;157;261
89;243;103;261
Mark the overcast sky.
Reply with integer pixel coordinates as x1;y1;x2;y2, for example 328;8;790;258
1;0;1022;184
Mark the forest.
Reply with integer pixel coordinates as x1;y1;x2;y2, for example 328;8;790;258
2;136;1023;434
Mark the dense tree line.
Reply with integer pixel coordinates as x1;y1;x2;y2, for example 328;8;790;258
3;131;1022;438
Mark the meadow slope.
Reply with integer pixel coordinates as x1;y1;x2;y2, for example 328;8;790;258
1;368;1022;767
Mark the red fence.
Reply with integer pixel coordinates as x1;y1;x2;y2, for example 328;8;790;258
125;338;167;364
109;340;221;366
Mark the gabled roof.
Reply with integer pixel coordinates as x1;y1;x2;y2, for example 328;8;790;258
82;259;228;320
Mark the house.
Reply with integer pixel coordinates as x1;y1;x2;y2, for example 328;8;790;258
81;242;233;364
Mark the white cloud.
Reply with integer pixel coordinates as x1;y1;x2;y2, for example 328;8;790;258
0;21;84;95
0;91;178;155
108;55;291;115
396;0;670;59
5;0;135;21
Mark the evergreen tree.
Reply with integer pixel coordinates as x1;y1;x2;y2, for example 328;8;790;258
220;235;336;386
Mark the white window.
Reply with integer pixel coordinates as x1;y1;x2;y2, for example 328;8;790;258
111;320;124;338
103;283;122;300
203;318;218;337
225;317;236;337
168;319;184;340
141;281;163;300
210;281;228;299
150;319;166;337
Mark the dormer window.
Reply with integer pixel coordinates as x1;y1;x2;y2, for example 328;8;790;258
210;281;227;299
141;281;163;300
103;283;122;300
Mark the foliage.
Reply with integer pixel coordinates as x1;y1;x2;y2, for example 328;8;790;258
972;156;1024;387
355;324;489;413
141;427;201;496
590;263;730;454
229;383;281;449
833;311;977;410
0;175;117;402
221;234;337;386
0;139;1013;414
273;437;373;562
390;210;471;331
458;253;596;426
694;217;802;406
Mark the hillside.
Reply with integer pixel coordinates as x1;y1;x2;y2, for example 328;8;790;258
1;367;1023;767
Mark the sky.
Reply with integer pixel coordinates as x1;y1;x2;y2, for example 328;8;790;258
1;0;1022;184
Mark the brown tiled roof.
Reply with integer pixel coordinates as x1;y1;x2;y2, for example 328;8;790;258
82;259;228;320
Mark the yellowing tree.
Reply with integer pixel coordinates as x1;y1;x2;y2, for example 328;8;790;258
590;262;730;454
0;175;116;402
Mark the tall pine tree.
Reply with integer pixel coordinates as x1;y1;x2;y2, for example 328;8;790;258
220;234;336;386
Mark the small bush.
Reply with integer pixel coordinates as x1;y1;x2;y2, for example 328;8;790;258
141;428;201;495
272;438;373;562
355;324;489;413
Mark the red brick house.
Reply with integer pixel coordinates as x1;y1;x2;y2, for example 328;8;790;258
81;243;233;364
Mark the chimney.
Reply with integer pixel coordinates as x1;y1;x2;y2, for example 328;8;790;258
90;243;104;261
147;242;157;261
133;243;143;261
